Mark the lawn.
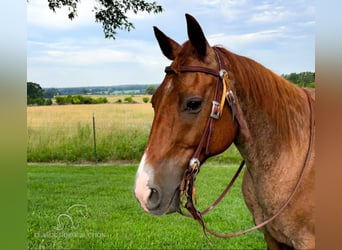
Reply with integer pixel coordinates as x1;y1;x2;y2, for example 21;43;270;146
27;163;266;249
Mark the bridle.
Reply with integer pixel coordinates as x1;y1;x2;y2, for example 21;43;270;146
163;46;315;239
164;46;246;235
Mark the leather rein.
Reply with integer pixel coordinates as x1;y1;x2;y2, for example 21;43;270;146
164;47;315;239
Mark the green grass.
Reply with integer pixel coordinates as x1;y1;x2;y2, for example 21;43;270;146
27;121;242;164
27;164;266;249
27;123;149;162
27;123;242;164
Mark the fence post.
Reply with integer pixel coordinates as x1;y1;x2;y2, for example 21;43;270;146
92;113;98;163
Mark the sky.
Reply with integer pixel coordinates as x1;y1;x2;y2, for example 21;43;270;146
27;0;315;88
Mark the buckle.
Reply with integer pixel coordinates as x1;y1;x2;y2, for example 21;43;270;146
226;91;236;120
226;90;235;106
189;158;200;175
210;101;220;119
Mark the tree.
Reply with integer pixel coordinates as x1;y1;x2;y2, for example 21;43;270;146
124;96;134;103
281;72;315;88
145;85;156;95
46;0;163;39
27;82;44;99
43;88;61;98
27;82;53;105
142;96;149;103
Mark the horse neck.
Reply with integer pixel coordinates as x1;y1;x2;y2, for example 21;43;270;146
224;51;312;169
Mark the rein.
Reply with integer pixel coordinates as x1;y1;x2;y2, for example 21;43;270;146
164;47;315;239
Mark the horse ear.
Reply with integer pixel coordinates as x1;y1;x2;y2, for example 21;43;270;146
153;26;181;60
185;13;209;57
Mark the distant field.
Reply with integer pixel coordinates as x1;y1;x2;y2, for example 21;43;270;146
27;164;266;249
27;100;153;130
27;96;241;163
27;99;153;162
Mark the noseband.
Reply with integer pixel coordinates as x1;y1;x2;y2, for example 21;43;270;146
163;47;315;239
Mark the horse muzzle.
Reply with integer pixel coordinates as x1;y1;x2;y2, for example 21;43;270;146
134;153;183;216
134;181;181;216
146;185;181;215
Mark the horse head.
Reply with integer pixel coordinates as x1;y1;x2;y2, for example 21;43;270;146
134;14;238;216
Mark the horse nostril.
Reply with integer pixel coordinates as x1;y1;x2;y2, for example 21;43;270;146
147;187;161;210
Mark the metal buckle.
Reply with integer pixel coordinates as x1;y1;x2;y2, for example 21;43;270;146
210;101;220;119
189;158;200;175
226;90;235;106
226;91;236;120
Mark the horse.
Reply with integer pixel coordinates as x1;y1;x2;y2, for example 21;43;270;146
134;14;315;250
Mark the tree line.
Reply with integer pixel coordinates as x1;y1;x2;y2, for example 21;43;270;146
55;84;158;96
27;82;157;106
55;95;108;105
281;72;315;88
27;72;315;106
27;82;109;105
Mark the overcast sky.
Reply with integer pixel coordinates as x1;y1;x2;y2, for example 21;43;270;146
27;0;315;88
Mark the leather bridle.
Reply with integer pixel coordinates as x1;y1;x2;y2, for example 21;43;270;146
163;46;315;239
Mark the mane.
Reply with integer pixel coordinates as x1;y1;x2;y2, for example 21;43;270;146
216;47;307;143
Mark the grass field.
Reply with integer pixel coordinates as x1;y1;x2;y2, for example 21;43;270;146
27;98;241;164
27;95;257;248
27;163;266;249
27;100;153;162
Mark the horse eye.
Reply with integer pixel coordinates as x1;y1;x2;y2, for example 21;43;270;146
185;98;202;113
